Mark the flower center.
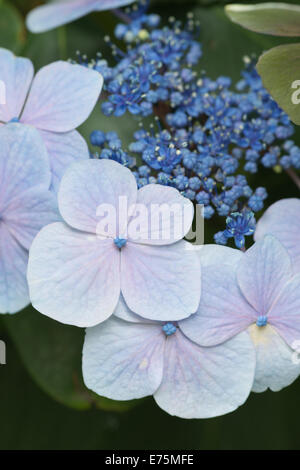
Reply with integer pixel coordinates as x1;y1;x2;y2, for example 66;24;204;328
256;315;268;327
9;117;20;123
162;322;177;336
114;237;127;249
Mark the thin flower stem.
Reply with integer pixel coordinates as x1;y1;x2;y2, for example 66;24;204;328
285;168;300;191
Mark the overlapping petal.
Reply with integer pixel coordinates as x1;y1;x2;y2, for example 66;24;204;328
83;316;165;400
27;222;121;327
26;0;135;33
154;329;255;419
237;235;292;315
0;48;34;123
127;184;194;245
120;240;201;321
255;199;300;272
58;159;137;236
0;223;29;314
0;124;51;211
21;61;103;133
248;324;300;392
39;129;89;193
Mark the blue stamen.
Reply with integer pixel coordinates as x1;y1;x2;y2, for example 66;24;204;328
256;315;268;327
114;237;127;249
162;322;177;336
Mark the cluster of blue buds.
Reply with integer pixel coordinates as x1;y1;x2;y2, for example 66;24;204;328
83;3;300;245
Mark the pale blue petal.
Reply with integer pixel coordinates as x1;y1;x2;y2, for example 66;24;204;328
21;61;103;132
39;129;89;193
121;240;201;321
249;324;300;392
268;274;300;349
237;235;292;315
82;316;165;400
3;188;59;250
255;198;300;272
0;48;34;122
127;184;194;245
0;223;29;314
58;159;137;236
113;295;154;324
26;0;135;33
154;329;255;419
27;222;121;327
180;260;255;346
198;244;243;268
0;124;51;210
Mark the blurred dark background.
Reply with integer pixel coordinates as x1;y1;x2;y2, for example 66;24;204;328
1;0;300;450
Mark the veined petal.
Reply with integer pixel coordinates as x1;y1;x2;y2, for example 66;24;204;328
3;187;59;250
255;198;300;272
27;222;121;327
58;159;137;236
113;295;155;324
82;316;165;400
249;324;300;392
237;235;292;315
0;223;29;314
180;262;255;347
21;61;103;132
0;124;51;211
268;274;300;349
127;184;194;245
26;0;135;33
198;243;243;268
121;240;201;321
154;329;255;419
39;129;89;193
0;48;34;123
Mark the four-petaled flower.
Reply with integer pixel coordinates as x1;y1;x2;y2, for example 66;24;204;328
0;48;103;191
0;124;59;314
26;0;135;33
82;297;255;419
181;236;300;392
28;159;201;327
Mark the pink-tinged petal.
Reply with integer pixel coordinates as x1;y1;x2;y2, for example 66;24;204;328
121;240;201;321
114;295;157;324
82;316;165;400
267;274;300;349
27;222;120;327
0;124;51;211
0;48;34;123
249;324;300;392
127;184;194;245
21;61;103;132
39;129;89;193
154;329;255;419
0;223;29;314
198;243;243;268
58;159;137;236
3;187;59;250
255;198;300;272
237;235;292;315
26;0;135;33
180;262;256;347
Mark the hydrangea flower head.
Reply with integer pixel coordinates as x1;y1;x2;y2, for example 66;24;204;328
82;297;255;419
27;159;201;327
180;237;300;392
0;48;103;191
26;0;135;33
255;198;300;271
0;124;59;314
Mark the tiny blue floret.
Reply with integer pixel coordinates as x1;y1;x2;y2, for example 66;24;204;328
114;237;127;249
162;322;177;336
256;315;268;327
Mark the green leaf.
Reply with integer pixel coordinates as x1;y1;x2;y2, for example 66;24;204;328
257;43;300;125
3;307;138;412
0;0;24;52
226;2;300;37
